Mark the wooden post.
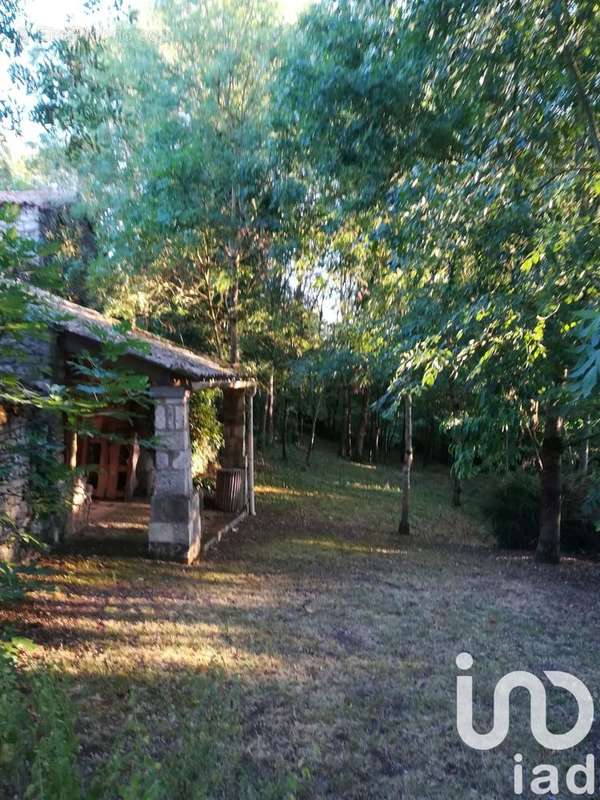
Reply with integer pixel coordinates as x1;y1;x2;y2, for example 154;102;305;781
125;434;140;501
246;388;256;516
221;387;246;468
67;430;78;469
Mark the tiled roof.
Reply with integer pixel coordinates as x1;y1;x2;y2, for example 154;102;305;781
28;286;237;383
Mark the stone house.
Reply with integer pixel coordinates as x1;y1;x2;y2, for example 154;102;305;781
0;188;78;243
0;189;95;300
0;286;256;564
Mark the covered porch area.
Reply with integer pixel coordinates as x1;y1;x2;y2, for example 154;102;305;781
36;289;256;563
145;381;256;562
66;381;256;563
66;498;247;558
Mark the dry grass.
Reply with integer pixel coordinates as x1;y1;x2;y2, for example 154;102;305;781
3;444;600;798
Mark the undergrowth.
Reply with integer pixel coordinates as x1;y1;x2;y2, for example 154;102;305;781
0;652;299;800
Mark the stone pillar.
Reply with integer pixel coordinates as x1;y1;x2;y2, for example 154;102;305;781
221;387;246;468
148;386;201;563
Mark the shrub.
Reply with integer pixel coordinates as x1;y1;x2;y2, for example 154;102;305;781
562;474;600;553
484;472;540;550
485;470;600;553
0;656;300;799
27;670;82;800
189;389;224;479
0;650;33;796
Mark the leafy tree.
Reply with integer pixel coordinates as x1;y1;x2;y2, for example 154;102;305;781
34;0;296;365
276;0;599;559
0;0;33;127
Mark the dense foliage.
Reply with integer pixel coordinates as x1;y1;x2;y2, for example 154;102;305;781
2;0;599;562
275;0;600;559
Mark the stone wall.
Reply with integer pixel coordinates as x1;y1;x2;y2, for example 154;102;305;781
0;325;59;386
1;197;74;245
12;204;43;241
67;477;93;535
0;404;31;560
1;196;91;292
0;320;66;557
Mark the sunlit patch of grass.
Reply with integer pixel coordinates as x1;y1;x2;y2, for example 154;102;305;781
286;537;407;556
345;480;398;492
256;485;347;503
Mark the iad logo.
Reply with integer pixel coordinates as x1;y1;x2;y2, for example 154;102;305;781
456;652;596;796
456;652;594;751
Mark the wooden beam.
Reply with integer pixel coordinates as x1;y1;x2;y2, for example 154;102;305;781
202;509;248;554
191;378;256;391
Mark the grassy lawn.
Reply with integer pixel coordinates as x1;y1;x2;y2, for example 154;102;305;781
2;444;600;799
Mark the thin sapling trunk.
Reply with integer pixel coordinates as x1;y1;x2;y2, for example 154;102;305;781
398;394;413;536
306;393;322;467
355;389;369;461
281;396;289;462
452;473;462;507
267;372;274;446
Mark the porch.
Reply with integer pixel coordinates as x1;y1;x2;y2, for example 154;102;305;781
66;382;256;563
30;288;257;563
66;500;245;558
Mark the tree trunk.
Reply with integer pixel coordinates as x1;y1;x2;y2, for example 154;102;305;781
267;372;274;446
355;389;369;461
452;473;462;507
551;0;600;161
384;420;397;462
228;280;240;366
345;387;352;459
290;407;298;446
281;396;289;462
306;394;321;466
338;386;347;457
327;397;336;433
203;267;225;361
536;412;564;564
260;390;268;451
373;414;380;463
398;394;413;536
424;417;435;466
579;416;590;475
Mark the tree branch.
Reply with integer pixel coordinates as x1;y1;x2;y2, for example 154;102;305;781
551;0;600;161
